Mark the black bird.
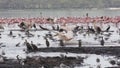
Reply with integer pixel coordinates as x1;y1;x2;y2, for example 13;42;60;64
96;26;101;34
96;58;100;63
59;40;64;47
33;24;36;29
89;26;95;33
74;25;80;31
19;22;25;27
52;25;56;30
87;26;91;35
16;42;20;47
46;18;53;21
100;37;105;46
109;60;116;65
9;31;13;36
45;38;50;47
46;33;55;41
59;29;67;33
18;22;26;29
105;25;110;32
78;40;82;47
73;25;80;36
16;55;21;64
87;26;90;30
39;25;49;30
25;40;33;51
31;41;38;51
56;25;59;31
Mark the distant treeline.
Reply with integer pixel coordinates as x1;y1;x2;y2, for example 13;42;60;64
0;0;120;9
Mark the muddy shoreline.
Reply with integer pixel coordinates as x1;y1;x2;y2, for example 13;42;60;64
30;46;120;56
1;46;120;68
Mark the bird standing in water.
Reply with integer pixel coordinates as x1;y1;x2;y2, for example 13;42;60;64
31;41;38;51
16;55;21;64
45;38;50;47
78;40;82;47
59;40;64;47
96;58;100;63
52;25;56;30
33;24;36;29
9;30;13;36
96;26;101;34
56;25;59;31
100;37;105;46
25;40;33;51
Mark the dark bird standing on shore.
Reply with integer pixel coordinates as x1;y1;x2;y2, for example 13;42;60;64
16;55;21;64
52;25;56;30
31;41;38;51
59;29;67;33
74;25;80;31
96;58;100;63
78;40;82;47
73;25;80;36
46;33;55;41
90;26;95;33
59;40;64;47
56;25;59;31
18;22;26;29
25;40;33;51
45;38;50;47
96;26;101;34
9;31;13;36
33;24;36;29
100;37;105;46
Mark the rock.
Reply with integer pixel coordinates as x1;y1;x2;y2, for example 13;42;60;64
96;58;100;63
109;60;116;65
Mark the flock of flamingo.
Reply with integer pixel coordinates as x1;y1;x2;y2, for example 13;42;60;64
0;16;119;24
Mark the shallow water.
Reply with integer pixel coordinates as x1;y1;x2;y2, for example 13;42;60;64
0;9;119;18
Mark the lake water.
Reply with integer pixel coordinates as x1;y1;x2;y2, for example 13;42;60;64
0;9;119;18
